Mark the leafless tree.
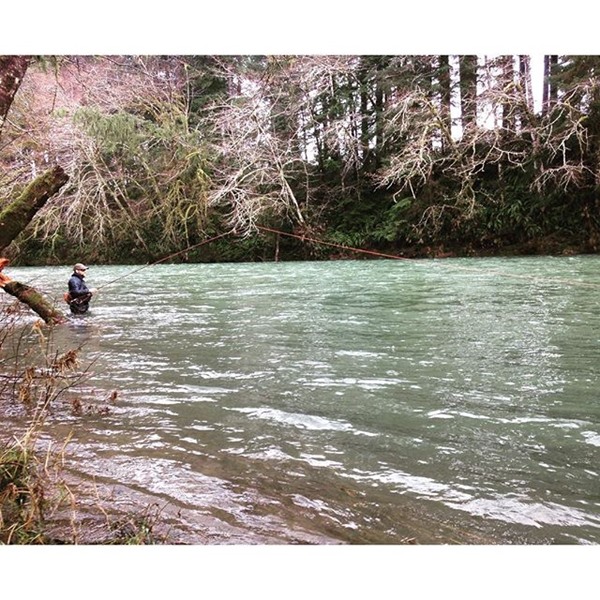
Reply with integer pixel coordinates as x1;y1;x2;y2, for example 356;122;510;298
205;56;363;233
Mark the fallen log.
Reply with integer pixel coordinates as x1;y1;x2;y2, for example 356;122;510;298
2;279;66;324
0;164;69;324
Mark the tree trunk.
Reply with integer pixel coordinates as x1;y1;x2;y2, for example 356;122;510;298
459;55;478;133
519;56;533;107
542;55;559;115
438;55;453;149
2;280;65;324
0;55;30;133
501;55;515;131
0;165;69;252
549;55;559;107
359;62;370;165
372;57;390;168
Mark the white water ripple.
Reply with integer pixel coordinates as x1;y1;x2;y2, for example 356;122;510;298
228;407;377;436
445;496;600;529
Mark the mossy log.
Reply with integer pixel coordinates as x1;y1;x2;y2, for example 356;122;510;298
0;164;69;252
0;165;69;324
3;280;65;324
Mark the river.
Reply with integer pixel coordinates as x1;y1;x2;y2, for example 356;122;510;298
4;255;600;544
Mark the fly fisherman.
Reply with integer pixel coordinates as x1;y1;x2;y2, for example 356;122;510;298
66;263;98;315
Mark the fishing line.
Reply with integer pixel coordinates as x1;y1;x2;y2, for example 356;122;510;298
257;225;415;261
257;225;600;290
72;222;600;292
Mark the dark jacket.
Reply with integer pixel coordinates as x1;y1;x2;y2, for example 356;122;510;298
68;272;91;298
68;272;92;313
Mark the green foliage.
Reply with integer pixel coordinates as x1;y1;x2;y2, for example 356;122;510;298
74;108;145;157
28;91;216;262
323;191;413;252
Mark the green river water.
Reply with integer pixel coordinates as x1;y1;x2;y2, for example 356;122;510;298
4;255;600;544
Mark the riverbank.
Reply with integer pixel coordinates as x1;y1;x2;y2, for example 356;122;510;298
1;381;497;546
0;388;527;546
0;417;345;545
8;224;593;267
1;380;591;545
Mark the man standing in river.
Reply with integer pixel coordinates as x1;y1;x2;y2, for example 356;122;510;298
67;263;97;315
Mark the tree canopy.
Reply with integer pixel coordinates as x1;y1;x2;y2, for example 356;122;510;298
1;54;600;264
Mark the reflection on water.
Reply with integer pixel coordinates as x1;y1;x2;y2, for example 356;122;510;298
6;256;600;544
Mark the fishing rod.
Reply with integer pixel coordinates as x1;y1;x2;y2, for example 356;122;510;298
96;231;232;291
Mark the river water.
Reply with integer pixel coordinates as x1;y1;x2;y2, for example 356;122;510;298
4;256;600;544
